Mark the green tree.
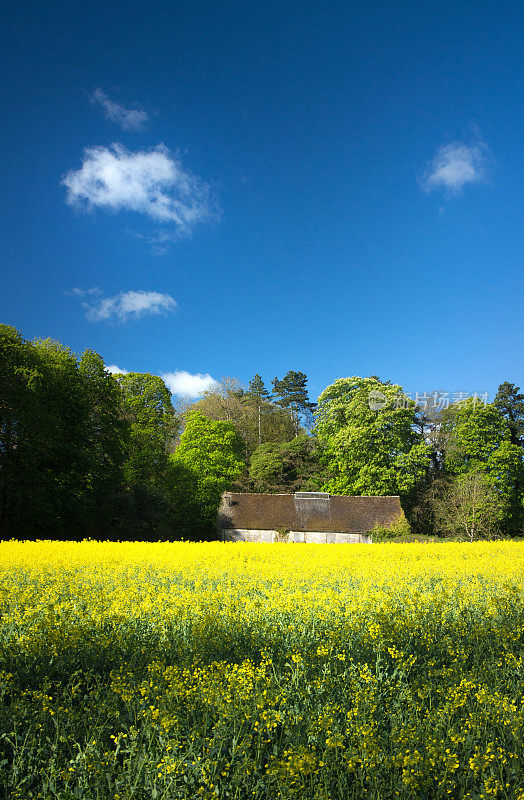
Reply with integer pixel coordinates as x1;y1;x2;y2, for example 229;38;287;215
163;459;214;540
249;434;326;492
0;328;109;538
494;382;524;447
258;405;297;446
29;337;91;534
197;377;245;421
272;371;315;435
107;372;180;540
171;410;246;535
314;376;430;497
78;351;129;534
248;374;271;401
246;374;271;445
174;410;245;487
432;468;504;541
189;376;296;457
493;383;524;533
441;398;523;533
0;324;44;535
443;399;514;471
189;377;251;448
115;372;178;491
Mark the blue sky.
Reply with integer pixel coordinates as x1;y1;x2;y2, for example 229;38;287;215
1;0;523;403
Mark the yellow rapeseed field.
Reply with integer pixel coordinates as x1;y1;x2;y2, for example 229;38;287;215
1;540;524;799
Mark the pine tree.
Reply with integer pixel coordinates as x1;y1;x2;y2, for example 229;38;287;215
248;374;271;401
272;371;315;436
247;374;271;445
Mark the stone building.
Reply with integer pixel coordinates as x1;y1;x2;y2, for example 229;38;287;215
218;491;405;543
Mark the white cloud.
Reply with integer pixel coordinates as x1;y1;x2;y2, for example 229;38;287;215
62;143;218;236
69;286;100;297
105;365;215;396
106;364;128;375
77;289;177;322
162;370;217;398
90;88;149;131
422;140;489;193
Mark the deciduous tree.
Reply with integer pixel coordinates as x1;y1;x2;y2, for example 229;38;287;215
78;350;129;532
189;376;295;456
249;434;325;492
173;410;245;488
115;372;178;492
171;410;246;535
494;381;524;447
432;468;504;541
441;398;523;532
314;376;430;497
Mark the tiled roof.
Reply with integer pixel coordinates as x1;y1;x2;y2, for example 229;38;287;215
218;492;404;533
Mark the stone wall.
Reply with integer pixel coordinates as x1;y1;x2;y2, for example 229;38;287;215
221;528;372;544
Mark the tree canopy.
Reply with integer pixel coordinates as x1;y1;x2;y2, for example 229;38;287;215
249;434;325;493
439;398;524;533
2;322;524;541
494;381;524;447
173;410;246;489
0;326;128;538
272;371;315;435
314;376;430;497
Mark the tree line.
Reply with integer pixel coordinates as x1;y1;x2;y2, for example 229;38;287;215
1;323;523;540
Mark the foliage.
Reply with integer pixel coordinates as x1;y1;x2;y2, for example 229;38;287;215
246;373;272;446
443;399;514;472
0;326;129;538
494;381;524;447
115;372;178;486
174;410;246;488
272;371;315;435
247;373;271;402
189;377;296;457
165;458;220;540
195;377;247;424
441;398;524;532
1;325;219;541
249;434;325;492
78;350;129;531
3;321;524;543
431;468;505;541
370;515;411;541
101;372;181;539
315;376;430;497
494;382;524;533
0;323;45;535
3;540;524;799
171;411;246;538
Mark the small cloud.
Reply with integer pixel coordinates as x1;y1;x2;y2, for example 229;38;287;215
149;229;178;255
68;286;100;297
62;143;218;237
90;88;149;131
421;138;490;194
162;370;217;398
75;289;177;322
106;364;128;375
